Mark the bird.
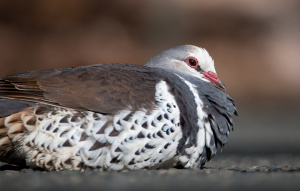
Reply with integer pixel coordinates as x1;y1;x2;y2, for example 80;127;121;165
0;45;237;171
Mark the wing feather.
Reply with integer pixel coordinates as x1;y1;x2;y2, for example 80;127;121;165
0;64;160;114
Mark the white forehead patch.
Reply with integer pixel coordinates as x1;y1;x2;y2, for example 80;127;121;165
145;45;217;75
185;45;216;73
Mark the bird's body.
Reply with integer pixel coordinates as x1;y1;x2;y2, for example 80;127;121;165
0;45;237;171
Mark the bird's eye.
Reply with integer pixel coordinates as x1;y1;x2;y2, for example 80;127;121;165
185;57;198;68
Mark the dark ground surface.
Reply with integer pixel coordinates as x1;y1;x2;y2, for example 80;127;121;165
1;153;300;191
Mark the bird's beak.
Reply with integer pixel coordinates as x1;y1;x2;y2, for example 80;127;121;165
202;71;226;91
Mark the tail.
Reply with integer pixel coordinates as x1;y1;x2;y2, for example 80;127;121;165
0;111;30;166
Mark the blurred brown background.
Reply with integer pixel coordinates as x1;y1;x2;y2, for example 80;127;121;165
0;0;299;153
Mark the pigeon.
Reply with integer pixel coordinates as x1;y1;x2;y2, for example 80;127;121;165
0;45;237;171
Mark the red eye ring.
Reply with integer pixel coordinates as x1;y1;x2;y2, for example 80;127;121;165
185;57;198;68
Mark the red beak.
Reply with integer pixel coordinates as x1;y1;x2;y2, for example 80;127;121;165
202;71;226;91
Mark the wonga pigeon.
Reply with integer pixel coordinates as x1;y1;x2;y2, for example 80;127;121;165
0;45;237;171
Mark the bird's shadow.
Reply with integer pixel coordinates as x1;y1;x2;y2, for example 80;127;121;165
0;163;29;171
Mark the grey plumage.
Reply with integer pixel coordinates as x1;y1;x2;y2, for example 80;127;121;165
0;45;237;170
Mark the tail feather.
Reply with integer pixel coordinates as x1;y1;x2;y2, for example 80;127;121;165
0;137;10;147
0;112;28;166
0;117;6;135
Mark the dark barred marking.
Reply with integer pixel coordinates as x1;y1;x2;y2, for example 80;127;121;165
117;120;121;126
59;115;70;123
130;125;135;130
53;128;58;133
142;122;148;129
79;132;88;142
115;147;122;152
166;129;170;135
123;112;133;121
157;115;162;121
89;141;107;151
161;124;168;131
93;113;101;120
70;116;78;122
51;111;58;115
71;114;82;122
25;142;31;147
31;151;39;160
164;143;171;149
35;106;50;115
128;159;135;165
145;143;155;149
46;123;52;131
137;131;145;138
110;155;122;163
10;128;24;134
151;121;155;127
147;133;151;139
135;150;140;155
64;158;72;165
62;140;72;147
0;140;10;147
60;130;69;137
96;123;110;134
109;129;120;137
170;127;175;133
87;157;95;161
152;133;157;138
129;136;134;140
156;131;164;138
164;114;169;120
26;117;36;126
46;160;53;167
144;158;150;161
80;123;87;129
77;162;83;168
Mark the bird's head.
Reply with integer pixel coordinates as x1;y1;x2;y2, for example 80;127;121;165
145;45;226;91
